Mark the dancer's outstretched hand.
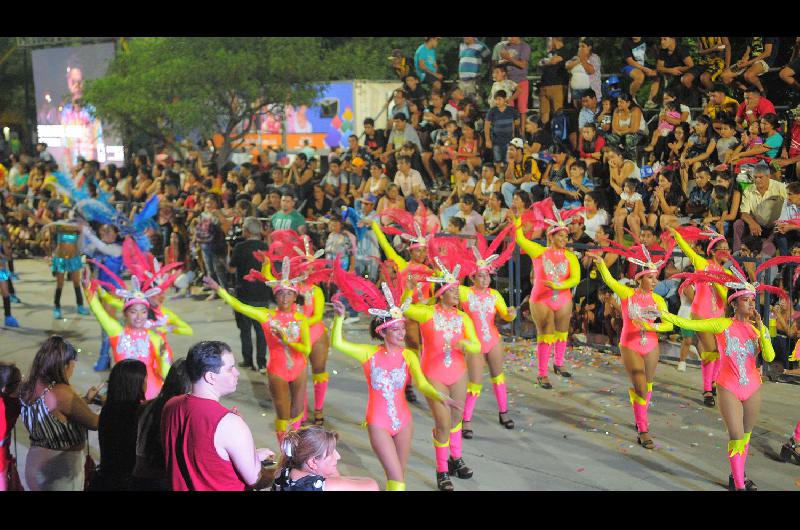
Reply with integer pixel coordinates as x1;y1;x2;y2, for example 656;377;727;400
203;276;220;292
332;298;346;317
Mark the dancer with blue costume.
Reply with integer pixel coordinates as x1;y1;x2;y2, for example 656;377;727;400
0;221;19;328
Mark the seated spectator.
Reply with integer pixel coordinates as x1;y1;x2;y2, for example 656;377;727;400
715;117;740;164
646;170;687;232
606;144;641;198
456;121;483;173
453;193;485;236
773;108;800;177
360;163;390;200
94;359;147;491
551;159;594;209
446;215;466;234
578;123;605;177
644;100;681;159
321;158;349;203
383;113;422;167
685;166;714;221
613;177;647;241
733;162;787;252
543;143;577;191
393;156;426;212
681;37;730;92
474;163;503;209
705;83;740;122
736;87;776;131
656;37;694;97
272;426;379;491
485;90;521;170
679;115;717;184
609;94;648;157
779;38;800;92
439;164;476;227
482;191;509;235
304;184;332;220
523;115;554;155
162;341;275;491
720;37;779;95
578;89;600;129
377;183;406;217
428;119;460;185
729;113;783;169
774;181;800;256
362;118;386;159
582;191;610;241
621;37;660;109
502;138;542;207
402;73;427;111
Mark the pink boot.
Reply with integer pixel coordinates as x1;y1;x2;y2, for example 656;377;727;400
728;439;746;490
312;372;329;416
433;434;450;473
449;422;463;460
536;339;552;378
463;391;479;423
492;374;508;413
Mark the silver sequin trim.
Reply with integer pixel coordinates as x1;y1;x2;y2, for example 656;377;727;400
117;331;151;360
369;355;407;432
434;310;463;368
467;291;496;342
724;328;756;386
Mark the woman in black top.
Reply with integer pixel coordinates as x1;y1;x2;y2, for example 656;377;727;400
305;184;333;220
95;359;147;491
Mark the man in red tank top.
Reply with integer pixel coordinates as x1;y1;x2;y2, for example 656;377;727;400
162;341;275;491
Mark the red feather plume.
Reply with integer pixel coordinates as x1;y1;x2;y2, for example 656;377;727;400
755;255;800;277
122;237;152;280
674;225;708;242
427;235;475;279
379;209;417;236
331;259;386;313
244;269;269;284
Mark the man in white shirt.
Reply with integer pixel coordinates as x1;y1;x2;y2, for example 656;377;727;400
733;162;787;252
394;155;426;211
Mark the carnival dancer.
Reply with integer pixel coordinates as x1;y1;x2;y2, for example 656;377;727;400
82;269;169;400
513;199;582;389
48;214;89;319
0;222;19;328
670;225;731;406
588;241;675;449
781;334;800;464
204;256;323;445
328;261;458;491
401;250;481;491
95;237;192;372
80;223;123;371
371;207;439;403
650;262;783;491
457;224;518;438
262;230;331;426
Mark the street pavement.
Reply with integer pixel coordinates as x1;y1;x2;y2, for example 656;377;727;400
3;258;800;491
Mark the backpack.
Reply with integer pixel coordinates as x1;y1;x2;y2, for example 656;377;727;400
550;111;569;145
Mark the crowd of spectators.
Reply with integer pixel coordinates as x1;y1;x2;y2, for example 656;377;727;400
2;36;800;362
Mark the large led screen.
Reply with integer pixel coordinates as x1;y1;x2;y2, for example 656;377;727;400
32;42;124;169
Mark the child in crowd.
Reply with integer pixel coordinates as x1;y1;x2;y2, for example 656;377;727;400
644;100;681;158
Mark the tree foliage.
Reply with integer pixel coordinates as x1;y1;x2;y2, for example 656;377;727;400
83;37;328;160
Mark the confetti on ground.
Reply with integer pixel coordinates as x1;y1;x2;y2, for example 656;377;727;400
576;467;585;472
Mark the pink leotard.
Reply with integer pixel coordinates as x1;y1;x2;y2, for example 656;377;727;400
362;346;412;435
296;286;327;344
419;306;469;386
110;329;163;400
531;248;573;311
620;291;662;356
715;320;763;401
692;261;726;318
459;286;510;355
264;311;308;382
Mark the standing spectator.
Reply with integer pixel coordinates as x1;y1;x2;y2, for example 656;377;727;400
19;336;102;491
229;217;270;372
272;426;379;491
414;37;442;86
720;37;780;94
622;37;660;108
354;194;381;281
271;192;307;233
538;37;570;125
162;341;275;491
94;359;147;491
733;162;787;252
498;37;532;116
0;363;21;492
656;37;694;99
388;49;411;81
566;39;602;109
459;37;491;103
131;359;191;491
194;194;230;298
485;90;521;169
489;64;518;109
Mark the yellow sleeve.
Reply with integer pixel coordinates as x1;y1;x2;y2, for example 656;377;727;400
756;323;775;363
98;287;124;311
307;285;325;327
161;307;193;336
286;315;311;357
404;350;445;402
460;312;482;355
513;216;545;258
458;285;469;303
261;258;277;281
493;289;515;321
330;315;374;364
404;303;434;323
88;290;123;337
673;230;708;271
595;258;635;299
150;332;170;381
371;221;408;270
217;287;269;323
553;250;581;290
660;312;731;334
647;295;674;333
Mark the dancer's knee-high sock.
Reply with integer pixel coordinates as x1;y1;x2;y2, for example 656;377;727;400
701;360;714;392
794;421;800;441
7;278;14;296
74;284;84;306
433;432;450;472
275;418;289;445
553;331;568;366
54;287;63;308
491;373;508;413
449;421;463;460
290;411;304;430
628;388;649;433
646;382;653;407
537;334;555;377
312;372;329;413
2;296;11;317
463;383;482;422
386;480;406;491
728;439;746;490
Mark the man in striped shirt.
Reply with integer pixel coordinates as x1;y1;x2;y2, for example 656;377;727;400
459;37;491;103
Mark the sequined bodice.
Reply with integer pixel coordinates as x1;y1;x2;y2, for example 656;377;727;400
369;351;407;432
467;289;496;342
433;308;464;368
624;291;658;346
542;251;569;282
723;323;757;386
117;328;152;360
268;312;302;369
